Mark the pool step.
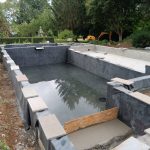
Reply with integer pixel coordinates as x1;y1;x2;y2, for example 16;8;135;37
68;119;132;150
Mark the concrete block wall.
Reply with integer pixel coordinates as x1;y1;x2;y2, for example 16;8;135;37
106;77;150;135
68;50;144;80
5;46;69;67
4;43;57;48
2;49;75;150
70;44;150;61
131;75;150;91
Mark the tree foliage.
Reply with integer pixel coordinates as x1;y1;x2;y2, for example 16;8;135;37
52;0;87;37
16;0;49;24
0;5;10;37
0;0;149;44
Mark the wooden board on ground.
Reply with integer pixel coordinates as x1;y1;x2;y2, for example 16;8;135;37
64;107;118;134
111;77;133;85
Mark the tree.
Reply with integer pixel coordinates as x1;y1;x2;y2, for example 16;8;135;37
16;8;53;37
0;5;10;37
51;0;88;39
89;0;140;41
134;0;150;32
88;0;106;36
16;0;49;24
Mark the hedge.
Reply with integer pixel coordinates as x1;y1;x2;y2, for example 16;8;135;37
0;37;54;44
132;30;150;48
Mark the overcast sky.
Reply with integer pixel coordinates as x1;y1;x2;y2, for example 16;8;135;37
0;0;6;3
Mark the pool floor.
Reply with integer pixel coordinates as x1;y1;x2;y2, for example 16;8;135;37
21;63;107;125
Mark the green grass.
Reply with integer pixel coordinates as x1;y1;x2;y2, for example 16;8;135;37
0;141;10;150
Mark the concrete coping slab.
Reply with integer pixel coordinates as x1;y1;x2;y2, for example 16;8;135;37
22;87;38;99
145;128;150;135
111;77;134;85
3;54;9;58
6;60;14;64
130;92;150;105
27;97;48;112
113;137;150;150
39;114;66;140
10;65;19;71
16;74;28;82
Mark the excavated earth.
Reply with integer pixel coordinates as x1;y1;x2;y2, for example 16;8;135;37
0;63;40;150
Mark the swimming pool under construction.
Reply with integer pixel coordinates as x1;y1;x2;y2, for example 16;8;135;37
1;43;150;150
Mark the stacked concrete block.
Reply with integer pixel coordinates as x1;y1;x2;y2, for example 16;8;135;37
131;75;150;91
107;78;150;135
27;96;48;128
8;64;20;85
2;54;10;69
21;87;38;129
38;114;66;150
15;74;29;100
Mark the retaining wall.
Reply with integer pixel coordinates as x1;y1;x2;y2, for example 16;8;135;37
68;50;144;80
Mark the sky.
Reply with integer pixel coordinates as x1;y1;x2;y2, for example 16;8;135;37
0;0;6;3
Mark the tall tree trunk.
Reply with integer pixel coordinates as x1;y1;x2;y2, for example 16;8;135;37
118;33;122;42
118;28;123;42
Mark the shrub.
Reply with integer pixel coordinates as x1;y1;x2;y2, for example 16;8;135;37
90;40;108;45
0;37;54;44
0;141;10;150
47;29;54;37
132;30;150;48
58;29;74;39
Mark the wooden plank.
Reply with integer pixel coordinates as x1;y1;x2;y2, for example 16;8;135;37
111;77;133;85
64;107;118;134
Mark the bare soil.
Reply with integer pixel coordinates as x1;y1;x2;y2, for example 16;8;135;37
0;63;38;150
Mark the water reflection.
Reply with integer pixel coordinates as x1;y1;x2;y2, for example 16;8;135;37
55;78;105;110
21;64;107;124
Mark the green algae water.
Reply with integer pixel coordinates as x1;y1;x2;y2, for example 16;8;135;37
21;63;107;125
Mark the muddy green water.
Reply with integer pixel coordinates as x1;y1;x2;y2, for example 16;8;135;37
21;63;107;125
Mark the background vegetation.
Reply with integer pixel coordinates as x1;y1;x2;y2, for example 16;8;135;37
0;0;150;47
